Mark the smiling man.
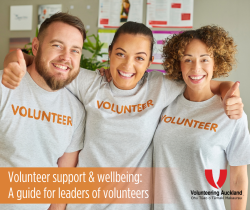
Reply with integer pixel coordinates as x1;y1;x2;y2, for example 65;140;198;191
0;13;86;210
31;17;84;91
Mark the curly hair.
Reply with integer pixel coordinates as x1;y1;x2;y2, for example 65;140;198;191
162;25;237;81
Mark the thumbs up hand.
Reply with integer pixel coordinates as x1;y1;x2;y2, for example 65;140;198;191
223;81;244;119
2;49;27;89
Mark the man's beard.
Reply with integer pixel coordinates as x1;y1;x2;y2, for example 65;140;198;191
35;48;79;91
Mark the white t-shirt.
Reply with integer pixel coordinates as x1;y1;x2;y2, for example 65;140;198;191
66;68;185;210
153;94;250;210
0;70;85;210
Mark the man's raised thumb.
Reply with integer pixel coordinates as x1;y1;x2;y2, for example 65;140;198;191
16;49;26;68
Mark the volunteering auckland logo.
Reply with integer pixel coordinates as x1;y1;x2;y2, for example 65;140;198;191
190;169;243;200
205;169;227;189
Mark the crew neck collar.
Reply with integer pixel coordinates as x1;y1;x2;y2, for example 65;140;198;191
24;72;61;96
179;93;221;108
109;72;147;97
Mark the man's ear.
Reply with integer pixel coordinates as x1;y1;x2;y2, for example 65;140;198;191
32;37;39;56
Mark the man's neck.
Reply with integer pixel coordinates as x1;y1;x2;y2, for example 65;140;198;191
27;62;56;92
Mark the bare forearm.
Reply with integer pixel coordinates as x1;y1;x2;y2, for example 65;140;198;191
210;80;238;99
57;151;80;167
230;180;248;210
48;203;66;210
4;50;33;68
230;166;248;210
220;81;240;99
52;152;80;210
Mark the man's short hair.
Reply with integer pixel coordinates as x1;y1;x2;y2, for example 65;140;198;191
38;12;86;43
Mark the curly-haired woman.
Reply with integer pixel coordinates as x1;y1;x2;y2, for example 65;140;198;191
153;26;250;210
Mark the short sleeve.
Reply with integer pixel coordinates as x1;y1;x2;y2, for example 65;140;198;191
163;76;185;106
226;112;250;166
65;107;86;153
66;68;97;104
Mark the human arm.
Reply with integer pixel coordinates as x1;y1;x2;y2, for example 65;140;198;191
230;165;248;210
47;151;80;210
210;80;240;100
210;80;243;119
4;49;33;68
48;104;85;210
1;50;244;119
226;112;250;210
57;150;80;167
2;49;33;89
98;70;245;119
48;203;66;210
2;50;106;97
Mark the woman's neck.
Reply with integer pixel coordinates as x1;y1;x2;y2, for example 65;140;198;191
183;85;214;102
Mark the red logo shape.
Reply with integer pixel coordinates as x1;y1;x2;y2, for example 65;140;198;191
205;169;227;189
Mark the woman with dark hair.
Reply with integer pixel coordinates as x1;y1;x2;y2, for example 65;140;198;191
153;25;250;210
3;22;244;210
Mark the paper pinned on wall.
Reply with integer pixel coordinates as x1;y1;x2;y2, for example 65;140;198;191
38;4;62;28
10;5;33;31
98;0;143;28
146;0;194;28
97;29;116;61
152;31;182;64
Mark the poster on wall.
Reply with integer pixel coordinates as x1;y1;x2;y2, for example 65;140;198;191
38;4;62;28
10;5;33;31
97;29;116;61
146;0;193;28
9;38;31;53
98;0;143;28
152;31;181;64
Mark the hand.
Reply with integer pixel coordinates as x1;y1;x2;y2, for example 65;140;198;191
98;68;112;82
223;81;243;119
2;49;26;89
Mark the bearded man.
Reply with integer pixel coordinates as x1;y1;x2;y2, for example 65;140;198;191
0;12;86;210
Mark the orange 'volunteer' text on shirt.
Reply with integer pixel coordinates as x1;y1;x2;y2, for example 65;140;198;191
11;104;72;126
97;100;154;114
161;115;218;132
